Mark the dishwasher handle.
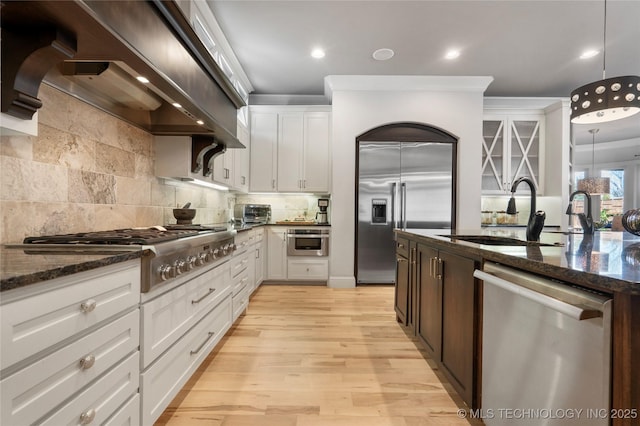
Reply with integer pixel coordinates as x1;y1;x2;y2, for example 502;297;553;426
474;269;602;321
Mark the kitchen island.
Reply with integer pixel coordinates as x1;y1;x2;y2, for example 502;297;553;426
395;228;640;425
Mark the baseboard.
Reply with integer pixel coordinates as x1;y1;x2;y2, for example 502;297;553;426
328;276;356;288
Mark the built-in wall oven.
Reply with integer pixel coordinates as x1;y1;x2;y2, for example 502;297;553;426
287;229;329;256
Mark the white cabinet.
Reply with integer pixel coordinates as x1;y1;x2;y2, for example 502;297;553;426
254;227;266;289
302;112;331;192
230;231;251;321
267;227;287;280
277;112;305;191
1;260;140;371
0;260;141;426
250;111;278;192
482;114;544;194
250;106;331;193
287;258;329;280
212;148;234;187
233;123;250;193
140;262;231;368
141;297;231;425
213;121;250;190
140;259;232;425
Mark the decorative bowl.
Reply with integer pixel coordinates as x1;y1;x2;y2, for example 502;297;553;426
173;208;196;224
622;209;640;236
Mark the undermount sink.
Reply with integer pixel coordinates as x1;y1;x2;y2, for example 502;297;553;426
543;231;584;235
439;234;556;247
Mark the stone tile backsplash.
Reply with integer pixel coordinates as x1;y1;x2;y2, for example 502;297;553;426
0;84;231;244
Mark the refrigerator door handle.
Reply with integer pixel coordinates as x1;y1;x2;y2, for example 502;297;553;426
391;182;397;228
401;182;407;229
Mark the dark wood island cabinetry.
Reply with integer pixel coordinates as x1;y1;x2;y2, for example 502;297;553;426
396;236;481;409
395;228;640;426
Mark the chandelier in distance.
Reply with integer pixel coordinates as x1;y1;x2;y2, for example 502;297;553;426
570;0;640;124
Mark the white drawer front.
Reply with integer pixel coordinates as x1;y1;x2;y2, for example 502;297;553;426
287;259;329;280
231;268;250;296
141;298;232;425
104;393;139;426
1;261;140;371
232;285;250;322
1;310;139;425
229;252;250;278
141;263;230;368
40;352;139;426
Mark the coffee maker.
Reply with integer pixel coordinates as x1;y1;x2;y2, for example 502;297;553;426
316;198;329;224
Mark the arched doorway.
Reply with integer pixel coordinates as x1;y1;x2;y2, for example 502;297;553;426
354;122;458;284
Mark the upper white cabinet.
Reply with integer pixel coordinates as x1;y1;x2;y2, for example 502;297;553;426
250;111;278;192
482;114;544;194
250;106;331;193
233;123;250;193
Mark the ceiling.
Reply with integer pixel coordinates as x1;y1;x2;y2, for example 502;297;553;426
208;0;640;145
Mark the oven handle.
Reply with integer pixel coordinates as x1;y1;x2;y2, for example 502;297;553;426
286;234;330;239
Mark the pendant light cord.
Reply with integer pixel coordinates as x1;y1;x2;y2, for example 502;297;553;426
602;0;607;80
589;128;599;176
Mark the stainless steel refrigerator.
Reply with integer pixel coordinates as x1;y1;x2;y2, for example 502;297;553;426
356;141;456;284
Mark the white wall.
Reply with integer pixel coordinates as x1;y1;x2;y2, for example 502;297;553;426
325;76;493;288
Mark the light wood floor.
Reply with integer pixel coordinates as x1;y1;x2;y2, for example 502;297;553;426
156;284;476;426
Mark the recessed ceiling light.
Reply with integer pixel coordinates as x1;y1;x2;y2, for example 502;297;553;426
172;102;182;108
372;48;394;61
311;48;325;59
445;49;461;60
136;76;150;84
580;49;599;59
196;120;204;125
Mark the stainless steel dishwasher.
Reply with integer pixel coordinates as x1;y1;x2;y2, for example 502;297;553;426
474;263;612;426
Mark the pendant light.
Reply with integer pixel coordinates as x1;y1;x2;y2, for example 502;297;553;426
570;0;640;124
577;128;610;194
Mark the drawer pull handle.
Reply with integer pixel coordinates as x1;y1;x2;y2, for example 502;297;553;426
190;332;215;355
192;288;216;304
80;299;97;313
79;354;96;370
79;408;96;425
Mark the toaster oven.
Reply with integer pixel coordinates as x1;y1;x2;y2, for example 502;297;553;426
234;204;271;224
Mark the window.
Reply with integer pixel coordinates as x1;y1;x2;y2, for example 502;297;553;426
601;169;624;221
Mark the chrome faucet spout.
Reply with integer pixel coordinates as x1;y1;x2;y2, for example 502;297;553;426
567;190;595;235
508;177;545;241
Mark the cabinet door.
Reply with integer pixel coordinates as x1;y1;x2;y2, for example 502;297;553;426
416;244;442;361
250;112;278;192
212;150;233;187
481;119;505;192
507;118;542;192
267;228;287;280
302;112;331;192
482;115;543;194
394;253;409;325
233;123;250;192
440;250;476;406
255;244;264;286
277;112;304;192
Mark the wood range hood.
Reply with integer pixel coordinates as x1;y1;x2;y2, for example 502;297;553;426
0;0;246;148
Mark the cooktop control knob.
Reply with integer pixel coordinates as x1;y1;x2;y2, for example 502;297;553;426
212;248;220;259
174;259;186;275
196;252;207;265
231;243;238;252
158;264;174;281
186;255;197;270
222;244;229;255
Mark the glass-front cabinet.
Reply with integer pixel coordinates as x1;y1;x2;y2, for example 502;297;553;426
482;114;544;194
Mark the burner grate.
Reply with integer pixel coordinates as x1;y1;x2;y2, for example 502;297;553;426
23;228;200;245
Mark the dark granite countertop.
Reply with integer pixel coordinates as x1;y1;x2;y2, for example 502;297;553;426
395;228;640;295
0;247;147;292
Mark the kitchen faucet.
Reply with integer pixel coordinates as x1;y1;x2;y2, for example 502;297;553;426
506;177;546;241
566;190;595;235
